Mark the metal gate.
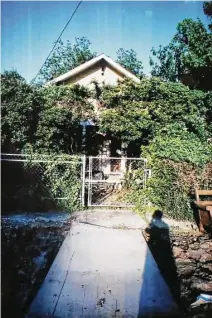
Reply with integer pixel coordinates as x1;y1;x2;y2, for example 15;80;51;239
82;156;151;207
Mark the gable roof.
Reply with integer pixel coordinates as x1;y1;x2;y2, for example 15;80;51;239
46;53;140;85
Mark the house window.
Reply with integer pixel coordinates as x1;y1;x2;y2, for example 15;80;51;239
101;65;106;76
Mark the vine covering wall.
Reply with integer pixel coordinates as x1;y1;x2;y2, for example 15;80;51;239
1;154;82;213
1;71;212;218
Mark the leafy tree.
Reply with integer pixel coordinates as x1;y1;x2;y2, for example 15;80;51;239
98;77;212;222
132;124;212;221
150;44;182;82
1;70;94;154
203;1;212;30
35;37;97;84
98;78;210;146
35;85;94;153
142;123;212;166
1;70;43;153
116;48;144;78
174;19;212;90
150;9;212;90
99;99;151;144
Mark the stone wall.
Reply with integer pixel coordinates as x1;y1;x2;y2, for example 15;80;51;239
143;228;212;317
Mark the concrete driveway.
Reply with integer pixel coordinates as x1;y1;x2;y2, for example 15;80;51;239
26;209;179;318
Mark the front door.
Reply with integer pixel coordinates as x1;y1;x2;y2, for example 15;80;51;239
110;138;122;172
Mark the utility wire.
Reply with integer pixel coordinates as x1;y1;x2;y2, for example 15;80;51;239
32;1;82;83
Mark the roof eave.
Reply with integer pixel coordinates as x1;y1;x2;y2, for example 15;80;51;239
46;53;140;85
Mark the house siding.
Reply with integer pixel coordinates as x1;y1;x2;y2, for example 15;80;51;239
64;62;124;88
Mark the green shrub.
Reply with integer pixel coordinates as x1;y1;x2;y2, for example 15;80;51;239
2;153;82;213
26;154;82;212
127;127;212;221
98;78;211;145
128;159;212;221
142;123;212;166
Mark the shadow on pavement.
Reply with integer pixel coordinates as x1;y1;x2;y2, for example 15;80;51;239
138;210;182;317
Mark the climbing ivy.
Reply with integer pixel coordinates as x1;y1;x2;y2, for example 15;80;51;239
98;78;211;145
25;153;83;212
2;153;82;213
126;127;212;221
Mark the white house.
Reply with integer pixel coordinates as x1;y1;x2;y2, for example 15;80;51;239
47;54;141;174
47;53;140;87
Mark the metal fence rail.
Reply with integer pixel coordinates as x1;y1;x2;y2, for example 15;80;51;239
1;153;151;211
85;156;150;207
1;153;83;213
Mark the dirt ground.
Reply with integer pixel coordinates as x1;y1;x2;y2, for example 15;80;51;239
1;214;73;318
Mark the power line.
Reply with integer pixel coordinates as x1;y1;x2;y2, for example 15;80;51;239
32;1;82;83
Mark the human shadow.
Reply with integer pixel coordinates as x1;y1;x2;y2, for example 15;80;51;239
138;210;182;317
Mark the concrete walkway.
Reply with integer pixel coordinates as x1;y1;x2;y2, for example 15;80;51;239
26;210;179;318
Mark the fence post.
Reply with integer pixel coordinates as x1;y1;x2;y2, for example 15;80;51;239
87;156;92;206
81;155;86;207
143;159;148;188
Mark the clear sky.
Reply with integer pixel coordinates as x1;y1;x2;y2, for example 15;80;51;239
1;1;208;82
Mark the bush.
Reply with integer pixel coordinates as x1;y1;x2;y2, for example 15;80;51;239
1;71;94;154
142;123;212;166
127;127;212;221
1;71;43;153
142;160;212;221
2;154;82;213
98;78;211;145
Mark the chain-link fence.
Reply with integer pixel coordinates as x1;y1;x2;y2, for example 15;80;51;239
2;154;151;211
1;154;83;213
85;156;150;207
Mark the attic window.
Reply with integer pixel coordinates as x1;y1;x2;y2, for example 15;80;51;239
101;65;106;76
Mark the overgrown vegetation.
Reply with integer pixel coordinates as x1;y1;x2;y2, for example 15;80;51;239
1;73;92;213
116;48;144;78
99;78;211;144
1;2;212;218
98;80;212;220
150;3;212;91
1;71;94;154
1;71;43;153
134;131;212;221
2;154;82;213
